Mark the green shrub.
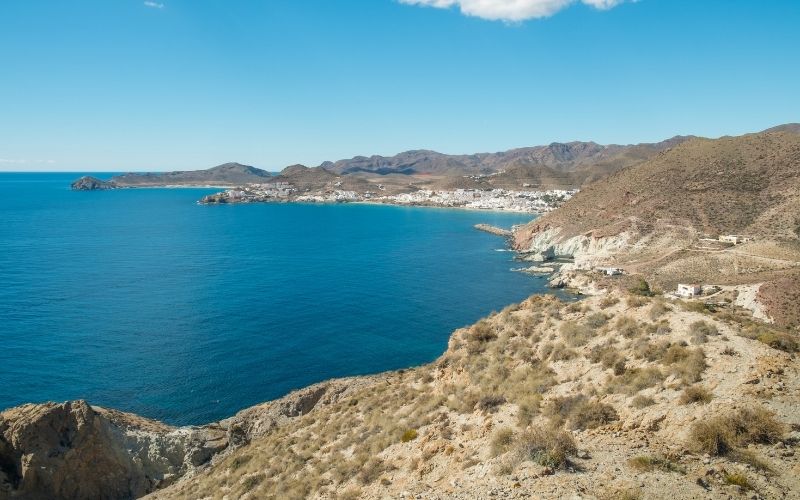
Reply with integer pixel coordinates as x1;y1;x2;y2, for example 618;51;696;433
629;278;654;297
723;472;751;490
401;429;418;442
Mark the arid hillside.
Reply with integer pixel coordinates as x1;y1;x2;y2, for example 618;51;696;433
515;131;800;241
513;130;800;328
142;291;800;499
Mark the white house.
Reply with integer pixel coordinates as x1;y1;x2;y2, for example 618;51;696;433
676;283;702;298
719;235;749;245
601;267;624;276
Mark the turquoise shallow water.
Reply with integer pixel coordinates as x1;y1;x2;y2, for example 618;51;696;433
0;173;558;425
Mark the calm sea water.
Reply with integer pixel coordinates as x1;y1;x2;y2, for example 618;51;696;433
0;173;557;425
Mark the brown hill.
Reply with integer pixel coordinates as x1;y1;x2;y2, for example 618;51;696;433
107;162;273;187
516;131;800;242
513;130;800;328
321;138;693;184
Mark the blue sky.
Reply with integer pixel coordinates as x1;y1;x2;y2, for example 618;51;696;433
1;0;798;172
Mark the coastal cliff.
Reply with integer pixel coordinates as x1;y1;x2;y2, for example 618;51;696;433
3;290;799;499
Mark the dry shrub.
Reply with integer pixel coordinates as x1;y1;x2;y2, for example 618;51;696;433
627;295;650;308
723;472;752;490
544;395;619;430
357;458;388;485
568;400;619;430
661;345;706;384
606;366;665;395
631;395;655;408
560;321;595;347
679;385;713;405
689;320;718;344
478;395;506;413
627;455;685;474
585;312;610;328
516;394;541;427
490;427;515;456
648;300;671;321
515;426;577;469
740;325;799;353
615;316;641;338
589;343;623;369
687;406;785;456
544;342;578;361
599;296;620;309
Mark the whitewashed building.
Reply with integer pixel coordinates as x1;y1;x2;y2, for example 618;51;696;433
676;284;702;298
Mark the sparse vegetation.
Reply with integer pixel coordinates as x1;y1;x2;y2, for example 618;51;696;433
544;395;618;430
687;406;784;456
401;429;418;443
627;455;685;474
490;427;515;457
679;386;713;405
740;324;799;353
631;395;655;408
629;278;654;297
516;426;577;469
688;320;718;344
723;472;752;490
559;321;595;347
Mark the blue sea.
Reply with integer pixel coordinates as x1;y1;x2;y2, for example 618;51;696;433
0;173;559;425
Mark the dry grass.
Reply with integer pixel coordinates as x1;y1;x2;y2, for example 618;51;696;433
688;320;718;344
490;427;515;457
559;321;595;347
740;324;799;353
678;386;713;405
627;455;685;474
544;395;619;430
631;395;656;408
687;406;785;456
606;366;665;395
515;426;577;469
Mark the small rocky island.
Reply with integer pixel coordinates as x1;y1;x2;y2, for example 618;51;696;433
71;176;117;190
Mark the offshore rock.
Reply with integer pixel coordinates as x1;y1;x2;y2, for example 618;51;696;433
70;176;117;191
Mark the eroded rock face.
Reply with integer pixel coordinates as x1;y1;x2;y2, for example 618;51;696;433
0;401;226;500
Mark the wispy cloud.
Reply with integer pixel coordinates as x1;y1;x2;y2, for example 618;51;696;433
399;0;629;22
144;1;165;9
0;159;55;165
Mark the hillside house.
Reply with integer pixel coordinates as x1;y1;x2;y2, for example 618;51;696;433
676;283;702;298
601;267;624;276
719;235;749;245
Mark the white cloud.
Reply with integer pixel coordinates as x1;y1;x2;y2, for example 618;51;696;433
144;1;165;9
399;0;627;21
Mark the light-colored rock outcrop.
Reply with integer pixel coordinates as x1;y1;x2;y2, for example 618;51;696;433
0;401;226;499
